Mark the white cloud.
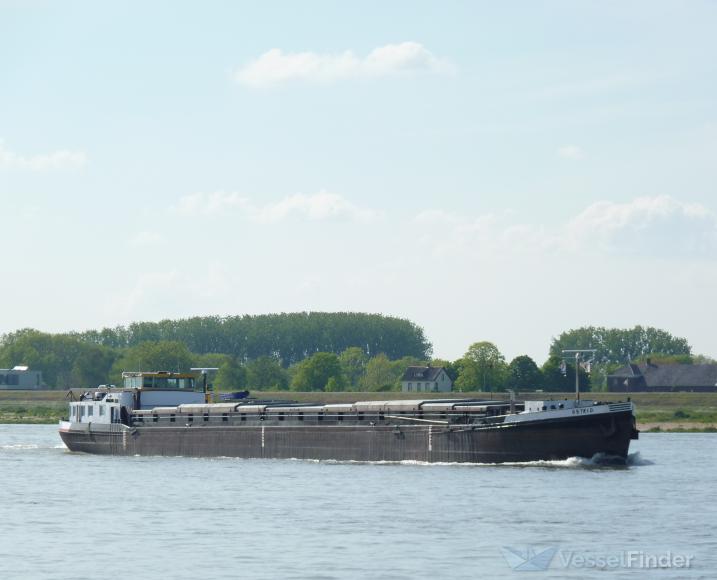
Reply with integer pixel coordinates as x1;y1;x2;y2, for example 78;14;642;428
414;196;717;260
171;191;250;216
557;144;585;160
251;191;381;223
0;140;87;170
566;195;717;256
414;209;557;259
172;190;381;223
234;42;453;87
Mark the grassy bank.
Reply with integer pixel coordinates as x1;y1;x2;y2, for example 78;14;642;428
0;390;68;424
2;389;716;431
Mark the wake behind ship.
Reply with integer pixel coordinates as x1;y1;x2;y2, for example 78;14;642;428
59;371;638;463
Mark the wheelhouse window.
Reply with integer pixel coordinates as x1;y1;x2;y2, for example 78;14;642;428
126;374;196;390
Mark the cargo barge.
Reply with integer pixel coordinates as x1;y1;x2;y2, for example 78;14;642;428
59;371;638;463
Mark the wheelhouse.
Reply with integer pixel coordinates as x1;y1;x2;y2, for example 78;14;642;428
122;371;197;390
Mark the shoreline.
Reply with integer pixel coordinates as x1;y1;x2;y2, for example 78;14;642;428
2;390;716;432
638;421;717;433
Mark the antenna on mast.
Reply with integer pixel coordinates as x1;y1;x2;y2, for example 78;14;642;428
560;349;596;402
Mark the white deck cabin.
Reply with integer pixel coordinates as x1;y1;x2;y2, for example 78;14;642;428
67;371;205;425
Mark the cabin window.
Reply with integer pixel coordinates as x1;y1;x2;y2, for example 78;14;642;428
99;406;105;416
542;406;547;411
80;406;85;418
559;403;564;409
152;414;158;423
87;406;94;417
187;414;193;422
203;413;209;422
170;414;176;423
278;412;285;421
298;412;304;421
240;414;246;421
378;412;384;421
337;412;343;422
222;413;228;423
357;412;364;421
317;413;324;422
550;405;556;410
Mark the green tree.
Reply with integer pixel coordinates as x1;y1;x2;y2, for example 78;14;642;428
75;312;433;363
291;352;346;391
71;345;118;388
549;326;691;365
455;342;508;392
193;352;232;369
246;356;288;390
215;358;247;391
361;354;400;391
325;376;341;392
110;341;194;384
339;347;368;390
0;329;119;388
507;355;543;391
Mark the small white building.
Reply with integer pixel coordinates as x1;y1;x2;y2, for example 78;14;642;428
401;366;452;393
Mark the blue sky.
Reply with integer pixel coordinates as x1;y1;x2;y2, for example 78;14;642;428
1;1;716;362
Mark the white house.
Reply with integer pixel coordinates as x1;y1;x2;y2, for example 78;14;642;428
401;366;452;393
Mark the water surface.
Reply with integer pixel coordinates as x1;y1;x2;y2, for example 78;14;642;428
0;425;714;579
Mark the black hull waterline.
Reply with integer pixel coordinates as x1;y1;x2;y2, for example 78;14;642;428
60;411;636;464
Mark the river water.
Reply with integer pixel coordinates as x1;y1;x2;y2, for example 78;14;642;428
0;425;714;579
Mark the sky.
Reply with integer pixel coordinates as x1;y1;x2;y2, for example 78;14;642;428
1;0;716;363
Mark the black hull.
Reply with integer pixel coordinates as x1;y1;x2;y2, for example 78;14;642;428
60;411;636;464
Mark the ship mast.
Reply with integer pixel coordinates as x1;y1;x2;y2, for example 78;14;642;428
560;349;596;402
190;367;219;403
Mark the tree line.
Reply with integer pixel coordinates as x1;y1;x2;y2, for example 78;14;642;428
0;322;705;392
0;312;431;389
72;312;431;364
